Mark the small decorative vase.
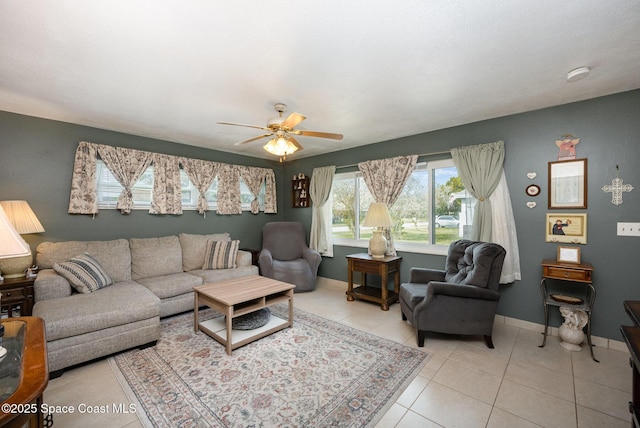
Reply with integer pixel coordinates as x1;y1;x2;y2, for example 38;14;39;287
558;306;588;351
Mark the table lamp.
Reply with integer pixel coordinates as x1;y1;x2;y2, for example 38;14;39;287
0;201;44;279
362;202;393;258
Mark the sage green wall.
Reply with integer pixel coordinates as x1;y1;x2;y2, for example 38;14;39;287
2;89;639;340
0;111;285;253
283;89;640;341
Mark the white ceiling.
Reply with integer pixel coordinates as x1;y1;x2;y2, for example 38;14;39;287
1;1;639;160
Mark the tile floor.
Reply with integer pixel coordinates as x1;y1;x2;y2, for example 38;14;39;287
43;277;632;427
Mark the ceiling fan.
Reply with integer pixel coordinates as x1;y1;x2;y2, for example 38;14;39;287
218;103;343;161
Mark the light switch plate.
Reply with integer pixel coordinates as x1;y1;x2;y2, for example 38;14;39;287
617;222;640;236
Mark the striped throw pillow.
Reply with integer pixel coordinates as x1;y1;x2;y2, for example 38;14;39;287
54;252;114;294
202;240;239;270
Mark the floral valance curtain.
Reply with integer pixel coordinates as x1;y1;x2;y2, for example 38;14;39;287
68;141;99;215
180;157;220;216
358;155;418;256
68;141;277;216
96;145;153;214
239;166;277;214
150;154;182;215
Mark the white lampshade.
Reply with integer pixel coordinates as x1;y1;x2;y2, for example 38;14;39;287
0;201;44;279
0;205;32;280
0;205;31;259
0;200;45;234
362;202;393;228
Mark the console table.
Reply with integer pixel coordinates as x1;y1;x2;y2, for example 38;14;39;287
346;253;402;311
622;301;640;427
538;259;597;362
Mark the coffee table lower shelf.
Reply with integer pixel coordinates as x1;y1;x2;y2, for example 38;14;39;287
198;315;290;354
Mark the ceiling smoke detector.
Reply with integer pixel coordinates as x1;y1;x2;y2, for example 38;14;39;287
567;66;590;82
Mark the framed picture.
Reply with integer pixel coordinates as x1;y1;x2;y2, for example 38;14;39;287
557;246;581;264
548;158;587;209
545;213;587;244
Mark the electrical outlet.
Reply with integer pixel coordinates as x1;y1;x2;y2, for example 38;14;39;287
617;222;640;236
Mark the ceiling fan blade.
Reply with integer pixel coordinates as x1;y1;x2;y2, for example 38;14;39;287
296;130;344;140
218;121;271;132
234;134;273;145
288;136;304;151
280;112;306;129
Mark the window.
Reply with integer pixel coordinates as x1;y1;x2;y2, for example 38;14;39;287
331;159;474;253
96;160;265;211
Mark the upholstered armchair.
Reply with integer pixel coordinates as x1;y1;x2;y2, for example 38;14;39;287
259;222;322;292
399;239;506;348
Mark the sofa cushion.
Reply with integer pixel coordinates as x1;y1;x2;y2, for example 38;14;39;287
179;233;230;271
189;264;258;284
36;239;131;282
135;272;203;300
53;253;114;294
130;235;183;280
33;281;159;342
203;240;239;269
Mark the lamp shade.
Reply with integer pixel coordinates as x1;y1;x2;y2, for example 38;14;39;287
362;202;393;228
0;200;45;234
0;204;30;260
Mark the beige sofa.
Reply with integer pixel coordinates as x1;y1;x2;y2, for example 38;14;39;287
33;233;258;374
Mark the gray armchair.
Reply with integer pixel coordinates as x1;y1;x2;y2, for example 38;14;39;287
259;222;321;292
399;239;506;348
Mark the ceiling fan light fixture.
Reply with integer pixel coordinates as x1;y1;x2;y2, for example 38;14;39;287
263;135;299;158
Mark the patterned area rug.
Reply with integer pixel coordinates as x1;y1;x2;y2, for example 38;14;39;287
109;305;430;427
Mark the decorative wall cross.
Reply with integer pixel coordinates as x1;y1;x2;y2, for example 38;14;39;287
602;177;634;205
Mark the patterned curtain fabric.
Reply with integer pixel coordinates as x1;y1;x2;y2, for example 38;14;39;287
239;166;268;214
217;164;242;215
180;158;220;216
67;141;277;216
96;145;153;214
358;155;418;256
263;169;277;214
150;154;182;215
451;140;520;283
309;165;336;257
68;141;99;215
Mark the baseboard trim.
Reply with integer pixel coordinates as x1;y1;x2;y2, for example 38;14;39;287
317;276;628;353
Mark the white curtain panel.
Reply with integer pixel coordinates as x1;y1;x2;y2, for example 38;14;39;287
489;170;522;283
452;140;520;283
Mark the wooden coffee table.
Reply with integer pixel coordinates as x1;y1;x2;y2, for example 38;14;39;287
193;275;295;355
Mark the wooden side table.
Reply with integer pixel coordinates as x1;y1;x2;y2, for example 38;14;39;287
0;276;35;317
539;259;597;362
346;253;402;311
